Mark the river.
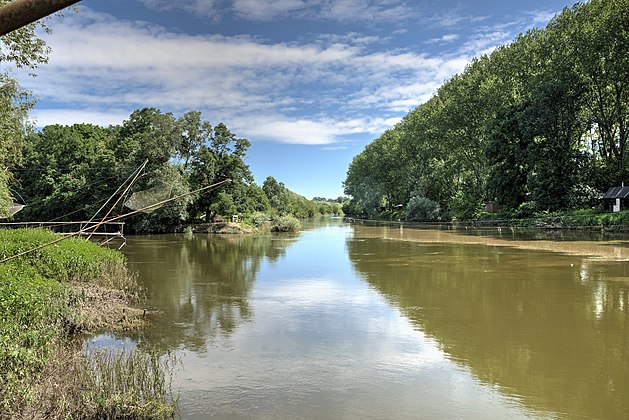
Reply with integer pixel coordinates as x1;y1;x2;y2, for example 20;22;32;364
95;218;629;419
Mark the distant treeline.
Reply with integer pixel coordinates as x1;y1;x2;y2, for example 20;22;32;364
343;0;628;221
11;108;341;232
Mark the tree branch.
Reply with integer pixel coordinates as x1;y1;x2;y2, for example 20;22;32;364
0;0;80;36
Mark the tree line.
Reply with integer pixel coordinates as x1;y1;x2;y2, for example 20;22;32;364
343;0;628;221
6;109;341;232
0;8;342;230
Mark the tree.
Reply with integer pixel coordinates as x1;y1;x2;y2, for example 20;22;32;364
486;103;532;209
558;0;629;182
177;110;211;172
189;122;253;221
262;176;291;215
0;0;51;215
116;108;180;170
0;0;51;69
16;124;114;221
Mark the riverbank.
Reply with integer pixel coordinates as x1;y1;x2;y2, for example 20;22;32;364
188;214;302;234
347;209;629;232
0;229;177;419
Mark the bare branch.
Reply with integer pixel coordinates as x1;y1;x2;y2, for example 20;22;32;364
0;0;80;36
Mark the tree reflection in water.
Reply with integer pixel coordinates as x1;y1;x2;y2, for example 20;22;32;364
346;231;629;419
123;234;298;352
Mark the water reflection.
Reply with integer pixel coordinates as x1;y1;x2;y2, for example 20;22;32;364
123;234;298;351
347;226;629;419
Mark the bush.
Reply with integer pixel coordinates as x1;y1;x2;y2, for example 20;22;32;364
271;215;301;232
405;196;440;222
514;201;537;218
251;211;271;227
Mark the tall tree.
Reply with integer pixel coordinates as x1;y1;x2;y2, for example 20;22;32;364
189;122;253;221
559;0;629;182
177;110;211;172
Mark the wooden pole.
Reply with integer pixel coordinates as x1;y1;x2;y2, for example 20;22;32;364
0;0;80;36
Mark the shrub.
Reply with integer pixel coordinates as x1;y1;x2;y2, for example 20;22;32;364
271;215;301;232
405;196;440;222
251;211;271;227
514;201;537;218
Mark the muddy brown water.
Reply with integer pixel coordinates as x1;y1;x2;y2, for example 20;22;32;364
92;218;629;419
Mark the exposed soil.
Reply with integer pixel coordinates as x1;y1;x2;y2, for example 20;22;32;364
69;281;150;332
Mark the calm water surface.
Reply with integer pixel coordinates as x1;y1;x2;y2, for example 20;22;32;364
107;219;629;419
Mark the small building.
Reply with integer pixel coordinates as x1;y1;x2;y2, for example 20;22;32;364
602;186;629;212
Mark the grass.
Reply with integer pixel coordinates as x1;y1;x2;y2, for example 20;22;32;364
0;228;177;418
475;209;629;230
0;264;69;412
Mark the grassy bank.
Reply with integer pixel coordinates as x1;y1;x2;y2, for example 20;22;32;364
348;209;629;232
475;209;629;231
0;229;177;418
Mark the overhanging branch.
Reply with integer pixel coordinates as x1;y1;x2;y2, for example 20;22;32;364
0;0;80;36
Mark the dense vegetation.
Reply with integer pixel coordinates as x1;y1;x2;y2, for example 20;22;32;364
0;0;52;218
1;21;340;232
3;110;341;232
344;0;628;221
0;229;177;418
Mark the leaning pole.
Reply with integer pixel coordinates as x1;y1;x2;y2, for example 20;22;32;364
0;0;80;36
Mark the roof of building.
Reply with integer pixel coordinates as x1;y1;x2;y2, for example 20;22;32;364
602;186;629;199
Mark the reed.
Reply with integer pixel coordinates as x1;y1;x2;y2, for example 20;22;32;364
79;347;179;419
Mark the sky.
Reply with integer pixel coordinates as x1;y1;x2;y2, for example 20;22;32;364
13;0;578;199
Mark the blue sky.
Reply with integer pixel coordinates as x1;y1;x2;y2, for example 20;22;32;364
15;0;577;199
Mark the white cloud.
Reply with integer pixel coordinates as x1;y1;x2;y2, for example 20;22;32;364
20;7;476;145
431;10;488;28
530;10;560;25
459;31;512;55
235;115;399;145
317;0;416;23
238;0;418;23
321;145;348;151
30;109;130;127
232;0;308;21
426;33;460;44
137;0;221;18
25;4;553;146
137;0;417;24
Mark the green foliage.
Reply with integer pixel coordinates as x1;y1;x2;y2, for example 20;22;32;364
344;0;629;220
0;0;51;70
271;215;301;232
12;107;334;231
188;121;254;221
251;211;271;227
405;196;440;222
0;73;34;218
0;229;131;412
0;263;68;411
0;73;33;168
0;170;12;218
210;191;237;217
